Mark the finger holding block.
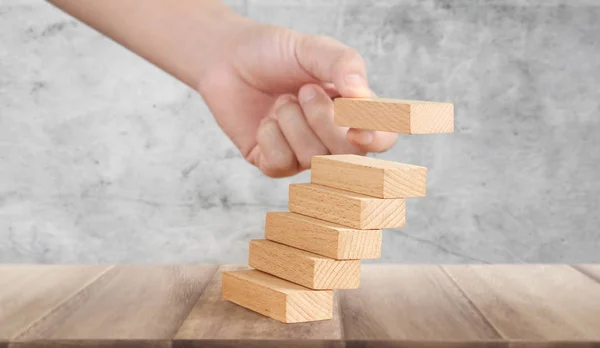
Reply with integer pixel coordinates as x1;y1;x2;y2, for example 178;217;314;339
311;154;427;198
289;183;406;229
334;98;454;134
249;239;360;290
222;269;333;323
265;212;382;260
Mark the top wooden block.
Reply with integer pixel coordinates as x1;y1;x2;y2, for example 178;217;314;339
334;98;454;134
311;154;427;198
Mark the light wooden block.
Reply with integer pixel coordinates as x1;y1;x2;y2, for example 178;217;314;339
289;183;406;229
248;239;360;289
334;98;454;134
222;269;332;323
311;154;427;198
265;212;381;260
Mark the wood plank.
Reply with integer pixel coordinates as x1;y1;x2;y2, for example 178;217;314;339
9;340;170;348
334;98;454;134
508;342;600;348
0;265;111;340
443;265;600;340
222;269;332;323
15;265;217;340
175;265;344;347
311;154;427;198
6;265;600;346
248;240;360;289
175;341;342;348
340;265;501;341
265;212;381;260
289;183;405;229
342;343;508;348
572;264;600;284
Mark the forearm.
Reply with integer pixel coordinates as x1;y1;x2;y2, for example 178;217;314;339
49;0;244;89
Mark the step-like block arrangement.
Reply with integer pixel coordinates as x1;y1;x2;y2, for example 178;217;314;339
222;97;453;323
289;183;406;229
222;269;333;323
311;154;427;198
265;212;381;260
249;239;360;289
334;98;454;134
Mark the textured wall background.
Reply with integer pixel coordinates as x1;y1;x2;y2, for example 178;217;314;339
1;0;599;263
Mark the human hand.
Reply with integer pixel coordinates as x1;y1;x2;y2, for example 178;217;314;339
197;15;397;177
48;0;396;178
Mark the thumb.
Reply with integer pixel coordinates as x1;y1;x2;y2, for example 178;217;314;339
294;34;370;98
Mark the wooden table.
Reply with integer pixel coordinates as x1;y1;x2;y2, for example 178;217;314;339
1;264;600;347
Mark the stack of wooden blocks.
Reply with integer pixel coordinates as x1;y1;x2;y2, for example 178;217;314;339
222;98;454;323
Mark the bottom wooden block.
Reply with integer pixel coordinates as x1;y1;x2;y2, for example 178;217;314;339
222;269;333;323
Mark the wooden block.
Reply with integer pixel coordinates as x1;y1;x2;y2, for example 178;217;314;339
288;183;406;229
248;239;360;289
311;154;427;198
265;212;381;260
177;265;343;338
222;269;332;324
334;97;454;134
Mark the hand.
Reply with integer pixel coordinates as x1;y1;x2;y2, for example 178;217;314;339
48;0;397;178
197;16;397;177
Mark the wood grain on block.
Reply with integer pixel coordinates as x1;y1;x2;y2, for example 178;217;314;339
0;265;111;340
340;265;501;341
265;212;381;260
16;265;218;340
311;154;427;198
289;183;405;229
443;265;600;340
334;98;454;134
222;269;333;324
248;240;360;290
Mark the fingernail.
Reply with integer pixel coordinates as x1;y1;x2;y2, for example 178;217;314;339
259;152;268;167
299;85;317;102
274;95;295;115
349;130;374;145
345;74;367;88
344;74;370;97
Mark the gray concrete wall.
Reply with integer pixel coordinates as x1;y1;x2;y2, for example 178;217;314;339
1;0;599;263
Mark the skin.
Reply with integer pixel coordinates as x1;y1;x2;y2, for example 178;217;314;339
49;0;398;177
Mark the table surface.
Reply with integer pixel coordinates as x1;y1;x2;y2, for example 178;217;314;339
2;264;600;347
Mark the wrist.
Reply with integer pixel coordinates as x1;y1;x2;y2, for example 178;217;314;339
192;3;252;93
